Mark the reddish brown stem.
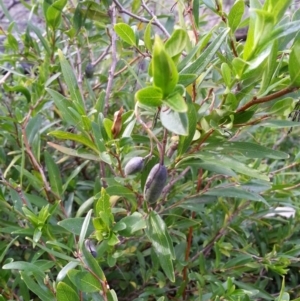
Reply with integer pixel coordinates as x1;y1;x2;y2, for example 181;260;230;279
236;86;298;113
182;169;202;299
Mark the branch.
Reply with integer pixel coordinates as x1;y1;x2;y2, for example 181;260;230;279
161;167;191;198
141;0;170;38
236;86;298;113
104;3;118;116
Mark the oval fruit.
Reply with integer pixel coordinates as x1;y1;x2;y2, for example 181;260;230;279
85;63;94;78
124;157;145;176
144;163;167;203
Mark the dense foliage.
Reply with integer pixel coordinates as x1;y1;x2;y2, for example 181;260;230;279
1;0;300;300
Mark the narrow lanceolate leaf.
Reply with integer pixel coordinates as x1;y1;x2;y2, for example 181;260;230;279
44;151;63;197
47;142;102;162
78;209;93;251
289;38;300;87
144;21;152;51
56;282;79;301
46;88;81;128
204;186;269;206
114;23;136;46
179;28;229;86
228;0;244;32
58;49;85;115
145;211;175;282
20;272;55;301
48;130;98;153
135;86;163;107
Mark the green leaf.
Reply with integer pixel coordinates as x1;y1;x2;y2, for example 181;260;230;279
28;23;51;54
144;21;152;51
46;88;81;127
0;236;18;263
48;130;98;152
260;40;278;93
82;240;106;281
56;282;79;301
177;102;197;156
4;84;31;103
193;0;200;28
44;151;63;197
163;93;187;112
207;141;289;159
20;272;55;301
58;49;85;115
46;0;67;29
145;211;175;282
152;35;179;97
68;270;101;293
165;29;188;58
58;217;94;236
56;261;80;282
47;142;101;161
114;23;136;46
135;86;163;107
179;28;229;86
78;209;93;251
205;186;269;205
117;212;146;237
289;38;300;87
221;63;231;88
160;108;188;136
228;0;244;32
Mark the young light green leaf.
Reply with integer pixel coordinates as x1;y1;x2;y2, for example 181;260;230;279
144;21;152;51
160;108;188;136
114;23;136;46
163;93;187;112
165;29;188;58
152;35;179;97
58;49;85;115
228;0;244;32
56;282;79;301
135;86;163;107
44;151;63;197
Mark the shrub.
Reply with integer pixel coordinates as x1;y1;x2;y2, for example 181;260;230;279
1;0;300;300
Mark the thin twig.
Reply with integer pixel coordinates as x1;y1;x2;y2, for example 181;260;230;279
104;3;118;116
92;44;111;67
0;71;12;85
113;0;170;37
141;0;170;37
161;167;191;198
134;103;163;158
